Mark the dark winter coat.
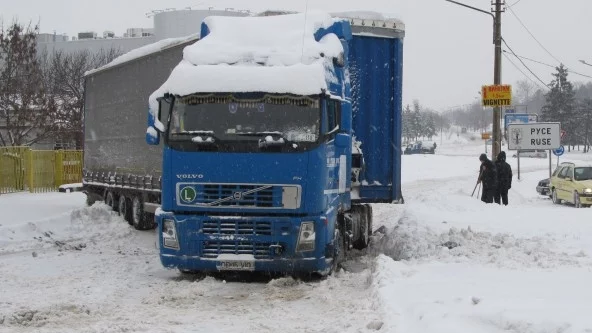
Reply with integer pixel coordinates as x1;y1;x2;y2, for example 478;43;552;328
479;158;497;190
495;151;513;190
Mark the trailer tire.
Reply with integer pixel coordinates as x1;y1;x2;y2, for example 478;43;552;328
364;203;374;239
132;196;153;230
105;191;117;211
352;205;370;250
118;195;133;225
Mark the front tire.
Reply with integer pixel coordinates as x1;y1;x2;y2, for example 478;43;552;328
574;192;582;208
330;229;344;274
552;189;561;205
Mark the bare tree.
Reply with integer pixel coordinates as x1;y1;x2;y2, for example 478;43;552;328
43;48;121;148
0;21;55;147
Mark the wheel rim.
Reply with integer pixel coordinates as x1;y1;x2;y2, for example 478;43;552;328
105;191;114;208
132;197;141;225
118;196;126;218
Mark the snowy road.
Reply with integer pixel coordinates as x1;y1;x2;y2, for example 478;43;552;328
3;138;592;332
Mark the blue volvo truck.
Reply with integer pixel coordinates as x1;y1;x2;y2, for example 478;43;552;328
146;12;405;275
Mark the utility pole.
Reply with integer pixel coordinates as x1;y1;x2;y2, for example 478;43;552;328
492;0;504;160
445;0;505;160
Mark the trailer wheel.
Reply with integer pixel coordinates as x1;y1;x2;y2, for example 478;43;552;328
352;205;370;250
132;196;153;230
118;195;132;225
364;203;374;240
105;191;117;211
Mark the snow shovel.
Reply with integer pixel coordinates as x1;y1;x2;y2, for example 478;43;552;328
471;171;482;197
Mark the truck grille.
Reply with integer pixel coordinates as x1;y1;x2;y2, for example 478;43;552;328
202;241;271;259
202;220;272;236
196;184;281;207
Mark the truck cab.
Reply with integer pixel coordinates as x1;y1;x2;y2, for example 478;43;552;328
147;12;404;275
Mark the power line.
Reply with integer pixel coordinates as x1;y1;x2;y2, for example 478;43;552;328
502;49;592;79
502;52;545;90
509;0;524;7
501;38;550;87
507;6;562;64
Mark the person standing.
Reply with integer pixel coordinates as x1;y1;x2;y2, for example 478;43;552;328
478;153;497;203
494;151;513;205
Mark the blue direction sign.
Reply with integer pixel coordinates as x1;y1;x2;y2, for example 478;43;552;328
553;145;565;157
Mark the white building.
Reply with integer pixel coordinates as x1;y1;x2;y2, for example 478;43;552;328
36;8;248;56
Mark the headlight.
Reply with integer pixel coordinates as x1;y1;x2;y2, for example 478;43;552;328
584;188;592;194
296;222;315;252
162;219;179;249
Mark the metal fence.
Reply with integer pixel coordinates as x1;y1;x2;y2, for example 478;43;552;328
0;147;83;194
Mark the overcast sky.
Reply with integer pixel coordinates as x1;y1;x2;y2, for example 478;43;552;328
2;0;592;110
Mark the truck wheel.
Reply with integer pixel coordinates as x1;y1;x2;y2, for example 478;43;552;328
118;195;133;225
352;205;370;250
105;191;117;211
365;203;374;239
331;229;344;274
132;196;152;230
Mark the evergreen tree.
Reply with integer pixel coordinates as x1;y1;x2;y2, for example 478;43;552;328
412;100;422;141
402;104;412;143
541;64;577;147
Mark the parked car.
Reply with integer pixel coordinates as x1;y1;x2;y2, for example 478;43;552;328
550;162;592;208
512;149;548;158
404;141;435;155
536;178;551;196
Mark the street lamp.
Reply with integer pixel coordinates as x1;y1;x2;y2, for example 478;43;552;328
580;60;592;67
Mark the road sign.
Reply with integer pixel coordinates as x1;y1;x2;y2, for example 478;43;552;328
553;145;565;157
482;84;512;107
505;108;515;114
507;122;561;150
504;113;537;128
481;132;491;140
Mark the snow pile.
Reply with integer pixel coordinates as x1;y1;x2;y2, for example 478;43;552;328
149;12;345;111
0;194;133;255
85;34;198;76
371;209;590;269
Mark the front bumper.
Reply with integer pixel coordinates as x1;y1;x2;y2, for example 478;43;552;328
156;211;334;275
536;185;550;195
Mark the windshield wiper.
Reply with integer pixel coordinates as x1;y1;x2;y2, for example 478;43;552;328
171;131;219;144
235;132;292;147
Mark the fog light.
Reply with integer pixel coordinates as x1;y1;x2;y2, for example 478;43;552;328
163;219;179;249
296;222;315;252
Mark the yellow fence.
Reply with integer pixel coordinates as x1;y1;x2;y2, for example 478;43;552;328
0;147;83;194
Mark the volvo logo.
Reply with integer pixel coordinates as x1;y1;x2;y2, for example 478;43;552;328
233;192;243;200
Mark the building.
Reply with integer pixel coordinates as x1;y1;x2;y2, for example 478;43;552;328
36;8;249;56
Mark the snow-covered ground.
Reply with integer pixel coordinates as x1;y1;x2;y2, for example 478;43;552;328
2;131;592;332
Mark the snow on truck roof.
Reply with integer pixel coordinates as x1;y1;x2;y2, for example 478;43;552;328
149;11;347;111
85;34;199;76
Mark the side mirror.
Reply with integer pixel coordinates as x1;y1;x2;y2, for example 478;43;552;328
146;105;163;146
335;133;350;148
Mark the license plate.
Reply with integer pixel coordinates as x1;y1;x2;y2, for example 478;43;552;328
217;260;255;271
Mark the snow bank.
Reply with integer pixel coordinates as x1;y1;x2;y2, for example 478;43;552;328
149;12;345;111
85;35;198;76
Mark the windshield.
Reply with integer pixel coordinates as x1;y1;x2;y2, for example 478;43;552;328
574;167;592;181
168;94;320;144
